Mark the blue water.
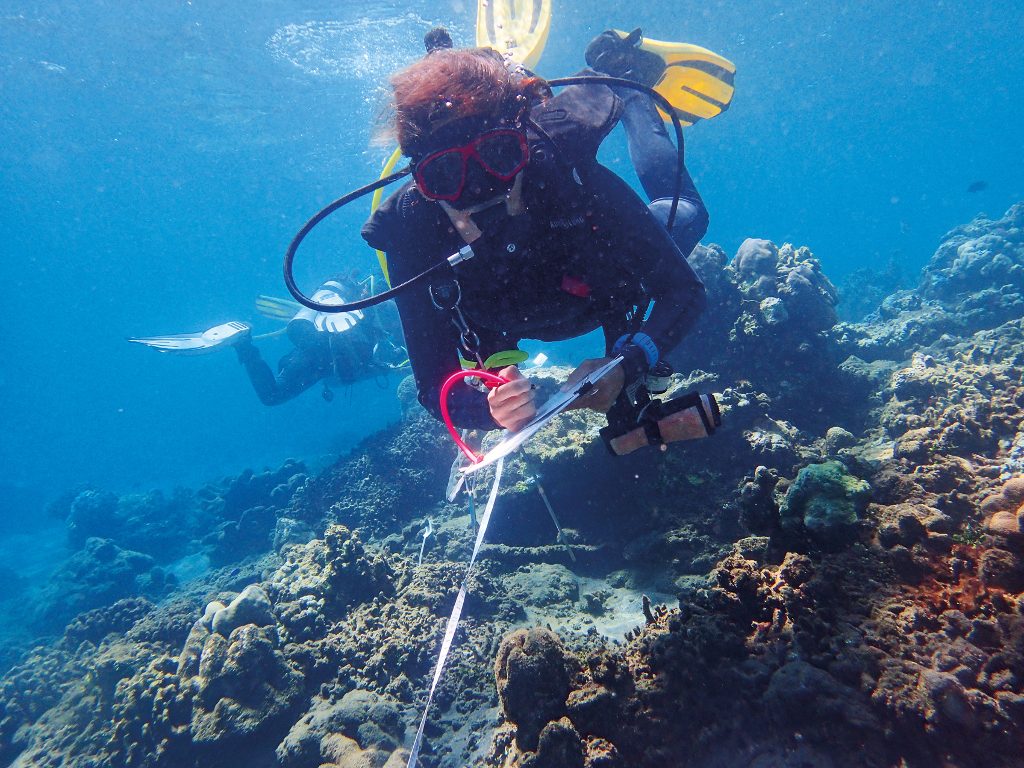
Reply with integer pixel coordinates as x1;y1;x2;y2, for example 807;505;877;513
2;0;1021;513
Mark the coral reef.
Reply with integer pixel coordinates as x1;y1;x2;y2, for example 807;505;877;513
482;205;1024;767
63;597;155;647
54;461;309;570
494;628;577;752
66;488;198;560
3;203;1024;768
200;460;310;565
180;613;303;751
981;477;1024;544
836;258;907;323
33;538;174;634
276;689;406;768
833;202;1024;363
778;460;871;548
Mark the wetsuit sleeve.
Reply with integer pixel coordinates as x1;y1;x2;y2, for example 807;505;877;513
362;194;499;430
235;341;328;406
586;164;707;356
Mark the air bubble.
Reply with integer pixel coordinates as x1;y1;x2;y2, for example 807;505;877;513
267;13;458;79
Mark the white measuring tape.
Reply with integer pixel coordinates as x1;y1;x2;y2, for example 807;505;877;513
406;457;504;767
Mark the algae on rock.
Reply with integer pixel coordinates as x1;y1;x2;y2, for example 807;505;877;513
779;461;870;546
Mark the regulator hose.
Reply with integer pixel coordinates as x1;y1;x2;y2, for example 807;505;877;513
439;369;509;462
283;76;686;313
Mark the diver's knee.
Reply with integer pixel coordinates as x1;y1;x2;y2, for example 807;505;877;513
650;197;709;254
650;197;708;232
690;200;710;241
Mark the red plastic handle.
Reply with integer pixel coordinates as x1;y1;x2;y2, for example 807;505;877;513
440;369;509;463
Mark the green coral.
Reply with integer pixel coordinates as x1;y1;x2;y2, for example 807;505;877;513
780;461;870;546
951;522;984;547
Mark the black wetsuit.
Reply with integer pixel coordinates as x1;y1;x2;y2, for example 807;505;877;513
618;88;709;255
234;332;375;406
362;84;708;430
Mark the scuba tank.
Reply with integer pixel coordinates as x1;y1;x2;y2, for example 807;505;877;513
287;280;365;349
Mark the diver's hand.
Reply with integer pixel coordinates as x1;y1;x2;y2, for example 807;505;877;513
487;365;536;432
562;357;625;414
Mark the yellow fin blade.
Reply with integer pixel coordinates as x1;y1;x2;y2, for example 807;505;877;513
477;0;552;68
616;32;737;125
369;146;404;287
255;295;302;321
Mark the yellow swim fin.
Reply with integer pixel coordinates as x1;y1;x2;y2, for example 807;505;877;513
370;147;404;287
615;30;736;126
477;0;552;69
255;294;302;322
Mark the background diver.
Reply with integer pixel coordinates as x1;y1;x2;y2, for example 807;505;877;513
359;28;724;454
129;274;408;405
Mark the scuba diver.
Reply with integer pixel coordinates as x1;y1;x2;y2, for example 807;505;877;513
357;29;719;454
129;275;408;405
278;22;735;768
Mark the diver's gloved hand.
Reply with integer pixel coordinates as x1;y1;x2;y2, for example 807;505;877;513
424;27;453;54
561;357;626;414
372;338;409;370
487;365;537;432
585;28;666;88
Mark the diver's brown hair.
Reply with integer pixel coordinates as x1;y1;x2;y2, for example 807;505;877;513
388;47;548;157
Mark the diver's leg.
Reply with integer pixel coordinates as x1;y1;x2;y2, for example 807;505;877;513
235;343;322;406
235;340;283;405
584;27;708;251
647;196;709;258
620;90;709;256
619;89;678;200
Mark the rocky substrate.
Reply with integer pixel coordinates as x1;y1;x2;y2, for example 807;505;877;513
484;203;1024;767
2;204;1022;768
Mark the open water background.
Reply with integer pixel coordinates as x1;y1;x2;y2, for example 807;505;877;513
1;0;1021;523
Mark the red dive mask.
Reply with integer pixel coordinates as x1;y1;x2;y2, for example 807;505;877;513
413;128;529;203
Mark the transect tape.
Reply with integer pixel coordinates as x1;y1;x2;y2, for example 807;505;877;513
406;457;504;767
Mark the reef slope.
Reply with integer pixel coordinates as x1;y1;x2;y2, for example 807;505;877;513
2;204;1023;768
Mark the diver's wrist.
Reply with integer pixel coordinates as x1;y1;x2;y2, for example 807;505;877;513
612;332;659;390
613;332;658;369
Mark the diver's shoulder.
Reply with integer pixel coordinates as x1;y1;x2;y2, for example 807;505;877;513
527;73;624;163
361;180;439;251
